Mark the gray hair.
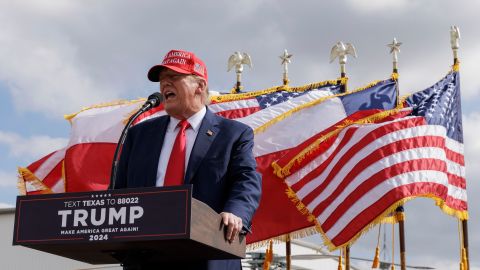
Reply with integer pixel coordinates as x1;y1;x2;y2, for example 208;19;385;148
191;75;210;105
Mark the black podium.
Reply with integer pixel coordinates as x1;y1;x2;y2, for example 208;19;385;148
13;185;245;265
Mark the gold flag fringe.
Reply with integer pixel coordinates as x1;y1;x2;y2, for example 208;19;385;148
395;211;405;222
272;108;405;179
122;105;149;125
213;79;346;103
453;61;460;72
391;72;399;81
229;86;244;94
380;215;397;224
380;211;405;224
17;171;27;196
64;98;146;122
17;167;53;194
246;226;319;251
284;183;468;251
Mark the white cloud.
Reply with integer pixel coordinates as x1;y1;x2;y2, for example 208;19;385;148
463;112;480;178
346;0;415;13
458;45;480;99
0;131;67;160
0;1;120;116
0;170;17;188
1;0;479;117
12;0;80;15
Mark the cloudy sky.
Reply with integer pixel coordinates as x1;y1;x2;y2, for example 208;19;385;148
1;0;479;269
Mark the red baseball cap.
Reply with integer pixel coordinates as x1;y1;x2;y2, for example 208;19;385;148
147;49;208;83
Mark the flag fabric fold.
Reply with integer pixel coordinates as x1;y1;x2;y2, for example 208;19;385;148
243;78;398;245
273;71;467;250
18;148;66;194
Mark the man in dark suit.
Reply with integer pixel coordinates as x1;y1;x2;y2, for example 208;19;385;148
114;49;262;270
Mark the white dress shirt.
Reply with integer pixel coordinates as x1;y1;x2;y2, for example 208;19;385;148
156;107;206;186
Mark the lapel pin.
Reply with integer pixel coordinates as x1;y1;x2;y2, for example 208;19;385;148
206;130;214;136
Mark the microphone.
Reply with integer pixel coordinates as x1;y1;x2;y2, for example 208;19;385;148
109;92;163;189
142;92;164;110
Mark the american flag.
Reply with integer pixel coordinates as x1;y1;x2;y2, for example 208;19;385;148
405;71;463;143
209;84;343;120
273;71;467;250
18;78;398;246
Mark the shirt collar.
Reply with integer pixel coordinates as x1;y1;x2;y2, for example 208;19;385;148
168;106;206;132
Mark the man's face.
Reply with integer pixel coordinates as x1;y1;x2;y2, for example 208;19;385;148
159;69;205;119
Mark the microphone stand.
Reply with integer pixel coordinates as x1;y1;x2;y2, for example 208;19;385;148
109;101;158;190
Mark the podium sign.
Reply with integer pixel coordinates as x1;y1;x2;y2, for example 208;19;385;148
13;185;245;264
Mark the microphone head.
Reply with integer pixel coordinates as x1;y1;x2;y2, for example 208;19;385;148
147;92;164;108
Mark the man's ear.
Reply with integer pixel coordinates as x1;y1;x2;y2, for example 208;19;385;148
195;79;207;95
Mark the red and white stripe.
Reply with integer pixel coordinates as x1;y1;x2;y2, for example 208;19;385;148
283;114;466;248
209;98;260;119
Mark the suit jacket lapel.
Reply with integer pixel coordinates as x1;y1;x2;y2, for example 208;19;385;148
144;116;170;187
185;109;219;184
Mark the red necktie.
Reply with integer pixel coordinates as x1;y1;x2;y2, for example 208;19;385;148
164;120;190;186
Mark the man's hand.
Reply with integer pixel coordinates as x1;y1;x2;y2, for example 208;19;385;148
220;212;242;243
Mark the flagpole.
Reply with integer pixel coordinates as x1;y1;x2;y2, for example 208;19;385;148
387;38;402;107
279;50;293;270
450;26;460;68
345;245;350;269
280;49;292;86
227;52;253;93
235;80;241;94
341;71;347;94
450;25;468;269
462;220;470;270
286;234;292;270
329;41;356;268
387;38;406;270
395;206;406;270
340;60;347;92
330;41;357;93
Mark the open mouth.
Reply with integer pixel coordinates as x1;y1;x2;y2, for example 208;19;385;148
164;91;176;100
